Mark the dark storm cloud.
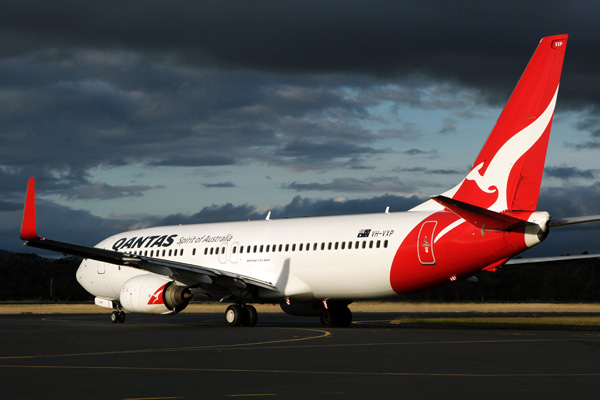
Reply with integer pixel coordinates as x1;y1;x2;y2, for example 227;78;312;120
281;176;429;193
403;149;438;157
52;182;162;200
202;182;236;188
274;140;387;169
544;166;597;181
0;199;137;253
395;167;465;176
0;0;597;185
1;1;598;102
538;183;600;217
0;200;21;212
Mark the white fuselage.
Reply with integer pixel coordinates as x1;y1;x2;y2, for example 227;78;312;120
76;210;431;302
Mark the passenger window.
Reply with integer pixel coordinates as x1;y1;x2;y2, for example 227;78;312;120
306;243;310;251
384;240;388;248
285;244;289;252
292;244;296;251
328;242;332;250
169;249;172;256
376;240;381;248
321;243;325;250
210;248;214;255
313;243;318;251
232;246;236;254
369;241;374;248
356;241;360;249
260;245;264;253
279;244;283;252
362;241;366;249
334;242;339;250
348;241;352;249
193;248;196;256
266;245;270;252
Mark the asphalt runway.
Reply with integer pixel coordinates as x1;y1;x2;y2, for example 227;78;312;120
2;312;600;400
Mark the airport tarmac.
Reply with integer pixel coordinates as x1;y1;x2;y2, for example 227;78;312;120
2;311;600;399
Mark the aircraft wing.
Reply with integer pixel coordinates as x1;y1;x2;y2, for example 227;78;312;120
20;178;277;292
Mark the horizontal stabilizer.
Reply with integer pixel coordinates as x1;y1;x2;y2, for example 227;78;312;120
431;195;535;232
550;215;600;227
506;253;600;265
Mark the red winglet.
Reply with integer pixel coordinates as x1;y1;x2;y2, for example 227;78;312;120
20;177;40;241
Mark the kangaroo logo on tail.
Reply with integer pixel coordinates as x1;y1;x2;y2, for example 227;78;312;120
412;35;568;213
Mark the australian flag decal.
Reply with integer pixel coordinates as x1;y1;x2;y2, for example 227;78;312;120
357;229;371;238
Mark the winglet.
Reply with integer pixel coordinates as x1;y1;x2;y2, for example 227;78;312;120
20;177;41;241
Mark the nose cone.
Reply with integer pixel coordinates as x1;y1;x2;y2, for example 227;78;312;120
76;259;96;293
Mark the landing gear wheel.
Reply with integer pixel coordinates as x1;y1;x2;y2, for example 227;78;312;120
320;309;334;327
242;305;258;327
336;306;352;327
225;304;243;327
111;310;126;323
320;306;352;327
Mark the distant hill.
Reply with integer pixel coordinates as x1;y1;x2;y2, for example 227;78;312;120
0;251;90;301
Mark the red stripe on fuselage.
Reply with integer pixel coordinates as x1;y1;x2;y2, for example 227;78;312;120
389;211;532;294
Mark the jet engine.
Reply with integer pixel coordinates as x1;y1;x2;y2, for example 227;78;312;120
120;274;192;314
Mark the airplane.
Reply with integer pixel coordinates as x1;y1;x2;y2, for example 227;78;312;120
19;34;600;327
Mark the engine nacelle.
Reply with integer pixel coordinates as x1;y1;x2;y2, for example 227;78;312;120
120;274;192;315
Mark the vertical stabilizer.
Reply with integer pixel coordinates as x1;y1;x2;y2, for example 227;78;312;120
413;35;568;212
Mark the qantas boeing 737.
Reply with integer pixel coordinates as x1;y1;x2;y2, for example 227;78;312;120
19;34;600;327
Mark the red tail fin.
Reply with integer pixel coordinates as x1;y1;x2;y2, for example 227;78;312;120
413;35;568;213
454;35;568;211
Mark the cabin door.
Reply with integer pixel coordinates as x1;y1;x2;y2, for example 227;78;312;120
417;221;437;265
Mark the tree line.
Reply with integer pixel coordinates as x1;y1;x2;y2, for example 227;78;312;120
1;249;600;302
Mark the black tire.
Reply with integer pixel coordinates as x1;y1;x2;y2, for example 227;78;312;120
110;311;119;324
320;309;335;327
336;306;352;327
242;305;258;327
225;304;243;327
320;306;352;327
118;311;126;324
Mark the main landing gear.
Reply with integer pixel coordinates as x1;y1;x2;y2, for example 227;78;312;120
110;310;126;324
320;304;352;327
225;304;258;327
